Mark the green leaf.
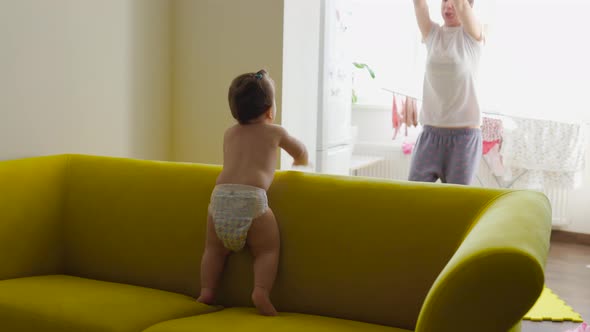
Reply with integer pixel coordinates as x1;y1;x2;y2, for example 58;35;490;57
352;62;375;79
367;67;375;79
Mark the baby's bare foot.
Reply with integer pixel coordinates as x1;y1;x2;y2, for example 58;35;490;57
197;288;215;305
252;287;278;316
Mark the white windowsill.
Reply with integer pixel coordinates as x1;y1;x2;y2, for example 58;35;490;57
352;103;390;112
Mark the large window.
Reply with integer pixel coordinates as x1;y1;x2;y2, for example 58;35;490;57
350;0;424;106
351;0;590;123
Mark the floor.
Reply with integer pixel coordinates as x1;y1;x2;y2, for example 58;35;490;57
521;239;590;332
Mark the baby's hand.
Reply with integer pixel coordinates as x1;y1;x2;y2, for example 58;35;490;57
291;162;314;172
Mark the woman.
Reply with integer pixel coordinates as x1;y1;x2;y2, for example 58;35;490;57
409;0;484;185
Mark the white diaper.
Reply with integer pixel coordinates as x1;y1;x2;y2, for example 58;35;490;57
208;184;268;251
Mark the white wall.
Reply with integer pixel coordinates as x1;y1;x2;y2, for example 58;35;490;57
172;0;284;164
280;0;321;169
0;0;171;161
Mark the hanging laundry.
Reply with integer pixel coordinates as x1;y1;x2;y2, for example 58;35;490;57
392;94;401;140
501;117;588;190
483;144;504;176
409;97;418;127
481;117;503;155
481;117;503;141
483;139;501;155
400;96;418;137
402;97;408;137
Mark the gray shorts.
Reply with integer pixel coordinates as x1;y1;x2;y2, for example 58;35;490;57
408;126;482;185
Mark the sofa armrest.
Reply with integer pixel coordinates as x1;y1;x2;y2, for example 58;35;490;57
415;190;552;332
0;155;68;280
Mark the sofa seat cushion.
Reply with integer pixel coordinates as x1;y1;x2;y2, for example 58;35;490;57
0;275;220;332
143;308;411;332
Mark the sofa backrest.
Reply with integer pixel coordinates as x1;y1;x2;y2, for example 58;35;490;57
0;155;67;280
62;154;506;329
63;155;215;297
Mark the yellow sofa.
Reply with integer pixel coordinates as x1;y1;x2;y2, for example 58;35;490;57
0;154;551;332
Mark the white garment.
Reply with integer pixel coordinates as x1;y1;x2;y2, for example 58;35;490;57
420;24;483;128
483;144;504;177
501;118;587;190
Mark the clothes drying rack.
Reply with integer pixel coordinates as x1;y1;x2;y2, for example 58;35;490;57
382;87;590;123
382;87;514;119
382;87;589;188
381;87;528;188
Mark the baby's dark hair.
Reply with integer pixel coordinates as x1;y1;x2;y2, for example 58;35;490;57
228;69;274;124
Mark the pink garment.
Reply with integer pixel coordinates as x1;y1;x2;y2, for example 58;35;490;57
402;98;408;136
564;323;589;332
400;96;418;137
481;117;503;157
392;95;401;139
481;117;503;141
402;141;415;155
483;139;500;155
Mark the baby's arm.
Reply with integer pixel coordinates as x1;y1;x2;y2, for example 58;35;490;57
277;126;308;166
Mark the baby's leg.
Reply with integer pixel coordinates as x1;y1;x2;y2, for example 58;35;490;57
247;208;280;316
197;214;230;304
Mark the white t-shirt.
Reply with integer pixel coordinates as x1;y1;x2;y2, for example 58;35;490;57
420;23;483;127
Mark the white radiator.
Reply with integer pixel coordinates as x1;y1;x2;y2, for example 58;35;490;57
353;142;412;180
545;189;571;226
475;162;571;226
353;142;570;225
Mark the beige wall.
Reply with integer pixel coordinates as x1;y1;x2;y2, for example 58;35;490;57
127;0;172;160
0;0;171;161
172;0;284;164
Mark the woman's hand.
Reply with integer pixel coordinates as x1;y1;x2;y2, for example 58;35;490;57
451;0;483;42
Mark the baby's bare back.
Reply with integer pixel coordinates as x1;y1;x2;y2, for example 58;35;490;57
216;123;282;190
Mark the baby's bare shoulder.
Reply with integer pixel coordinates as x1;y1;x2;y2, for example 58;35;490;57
264;124;287;137
224;124;240;138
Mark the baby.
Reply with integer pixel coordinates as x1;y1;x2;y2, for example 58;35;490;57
197;69;308;316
